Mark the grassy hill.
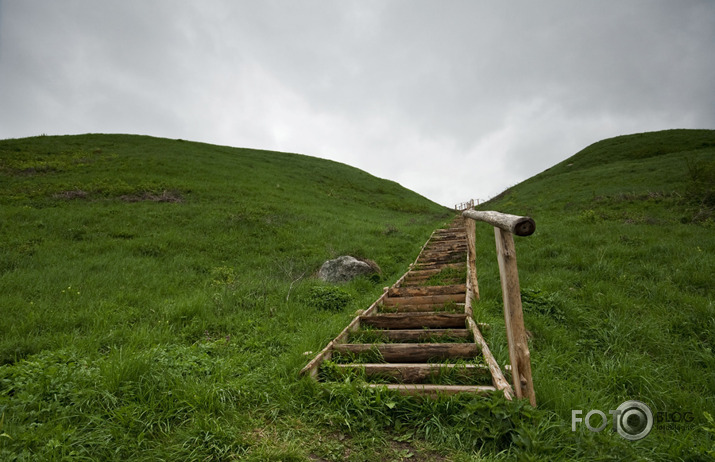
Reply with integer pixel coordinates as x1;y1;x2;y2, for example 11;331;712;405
470;129;715;459
1;130;714;460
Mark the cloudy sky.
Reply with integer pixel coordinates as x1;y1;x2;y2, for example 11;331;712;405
1;1;713;206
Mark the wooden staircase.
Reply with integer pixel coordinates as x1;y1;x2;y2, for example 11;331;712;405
301;217;515;398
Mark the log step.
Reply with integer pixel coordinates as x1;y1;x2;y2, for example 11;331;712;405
427;236;466;241
401;277;464;286
360;313;467;329
415;262;465;270
379;303;463;313
383;293;465;307
422;246;466;254
335;363;489;383
416;257;466;266
420;248;467;257
432;230;466;237
401;280;463;288
366;383;496;396
333;343;479;362
354;328;470;341
387;284;466;297
413;262;464;269
406;266;463;275
402;268;443;277
424;243;467;251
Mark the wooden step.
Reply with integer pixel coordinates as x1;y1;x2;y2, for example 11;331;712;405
402;268;443;277
433;228;466;236
429;235;466;242
383;293;465;307
428;237;465;245
424;243;467;251
335;362;489;382
334;343;479;362
425;240;467;247
413;263;464;271
423;245;466;253
420;254;465;261
400;277;464;287
366;383;496;396
400;280;463;288
379;303;463;313
387;284;466;297
419;249;466;257
360;313;467;329
355;328;470;341
417;256;466;266
419;250;465;257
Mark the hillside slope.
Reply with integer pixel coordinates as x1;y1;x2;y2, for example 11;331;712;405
0;134;456;459
0;133;451;360
470;128;714;459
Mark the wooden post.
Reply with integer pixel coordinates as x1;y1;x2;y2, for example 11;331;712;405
494;227;536;406
465;218;480;301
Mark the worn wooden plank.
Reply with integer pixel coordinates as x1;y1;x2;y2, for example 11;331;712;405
494;227;536;406
360;313;467;329
387;284;466;297
337;363;489;382
403;268;443;277
424;242;467;250
379;303;463;313
418;258;467;266
413;262;464;271
383;293;465;307
334;343;479;362
366;383;496;396
428;234;466;241
421;248;467;256
359;328;470;341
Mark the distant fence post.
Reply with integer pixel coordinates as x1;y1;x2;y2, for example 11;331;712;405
462;209;537;407
454;198;478;211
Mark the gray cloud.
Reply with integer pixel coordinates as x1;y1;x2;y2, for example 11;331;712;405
1;0;713;205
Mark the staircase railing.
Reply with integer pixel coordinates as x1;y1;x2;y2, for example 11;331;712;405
462;209;537;406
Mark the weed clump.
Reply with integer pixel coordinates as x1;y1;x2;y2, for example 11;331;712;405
307;286;352;311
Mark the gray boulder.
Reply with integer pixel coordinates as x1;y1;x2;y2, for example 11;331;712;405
318;256;377;283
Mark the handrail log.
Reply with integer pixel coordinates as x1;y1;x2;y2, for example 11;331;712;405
462;210;536;237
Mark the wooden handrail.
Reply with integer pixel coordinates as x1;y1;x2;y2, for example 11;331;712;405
462;210;535;237
461;209;537;407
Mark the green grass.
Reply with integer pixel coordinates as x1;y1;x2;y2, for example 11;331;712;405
1;130;714;460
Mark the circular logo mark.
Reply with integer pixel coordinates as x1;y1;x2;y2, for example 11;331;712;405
615;400;653;441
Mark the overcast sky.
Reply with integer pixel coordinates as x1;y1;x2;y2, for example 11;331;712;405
1;1;713;206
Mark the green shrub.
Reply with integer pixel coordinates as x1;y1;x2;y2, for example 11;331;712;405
307;286;352;311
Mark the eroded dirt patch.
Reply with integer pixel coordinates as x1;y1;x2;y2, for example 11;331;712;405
53;189;90;200
119;190;184;203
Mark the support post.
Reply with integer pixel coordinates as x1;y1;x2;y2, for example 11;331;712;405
465;218;480;301
494;227;536;406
